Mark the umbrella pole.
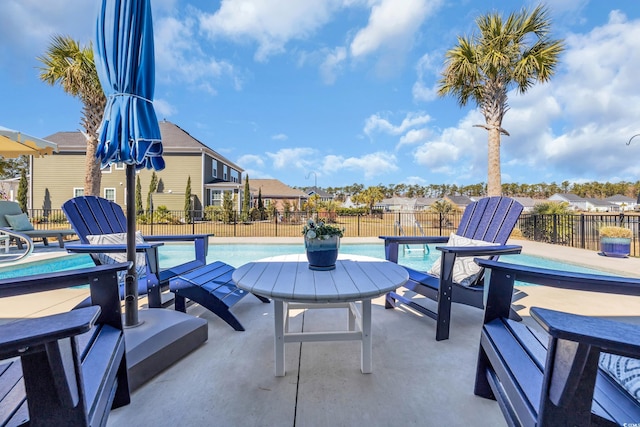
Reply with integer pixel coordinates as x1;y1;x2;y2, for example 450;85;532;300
124;164;139;326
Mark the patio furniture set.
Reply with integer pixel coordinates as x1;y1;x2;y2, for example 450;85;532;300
0;196;638;426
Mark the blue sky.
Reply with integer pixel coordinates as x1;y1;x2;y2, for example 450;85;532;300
1;0;640;189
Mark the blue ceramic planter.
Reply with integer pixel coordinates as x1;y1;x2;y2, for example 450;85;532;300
305;236;340;270
600;237;631;258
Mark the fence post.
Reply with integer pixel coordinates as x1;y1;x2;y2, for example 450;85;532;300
274;213;278;237
357;214;361;236
580;214;585;249
233;211;237;237
439;213;443;236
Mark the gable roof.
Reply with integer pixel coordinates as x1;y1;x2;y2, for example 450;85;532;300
250;179;308;199
45;120;243;171
604;194;636;203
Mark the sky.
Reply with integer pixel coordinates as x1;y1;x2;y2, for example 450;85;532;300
1;0;640;190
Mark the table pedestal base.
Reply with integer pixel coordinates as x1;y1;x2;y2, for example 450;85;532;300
274;299;372;377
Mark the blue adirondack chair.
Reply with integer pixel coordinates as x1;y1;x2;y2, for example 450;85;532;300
62;196;209;308
62;196;269;331
380;196;523;341
474;259;640;426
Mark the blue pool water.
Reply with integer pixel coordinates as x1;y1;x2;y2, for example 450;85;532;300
0;242;607;280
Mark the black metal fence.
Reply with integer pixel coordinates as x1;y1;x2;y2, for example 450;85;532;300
26;208;640;257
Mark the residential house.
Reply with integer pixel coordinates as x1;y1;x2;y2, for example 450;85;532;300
548;193;587;211
305;186;333;203
250;179;308;212
511;197;542;213
604;195;637;211
414;197;440;210
584;198;616;212
375;196;416;212
32;120;244;214
444;195;475;211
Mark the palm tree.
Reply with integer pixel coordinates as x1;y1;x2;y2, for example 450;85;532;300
38;35;106;196
438;5;564;196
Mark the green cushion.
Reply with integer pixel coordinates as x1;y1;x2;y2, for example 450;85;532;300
4;213;34;231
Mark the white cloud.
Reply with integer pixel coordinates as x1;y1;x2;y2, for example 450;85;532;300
237;154;265;167
199;0;345;61
398;128;430;149
271;133;288;141
412;53;440;102
153;99;177;118
364;112;432;137
350;0;438;58
320;46;347;84
349;0;442;76
154;15;241;93
0;0;95;69
320;152;398;179
266;147;316;169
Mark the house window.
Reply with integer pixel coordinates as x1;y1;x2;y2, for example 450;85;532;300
101;164;112;173
104;188;116;202
223;165;228;181
230;169;239;183
212;160;217;178
211;190;222;206
115;163;125;170
73;188;84;197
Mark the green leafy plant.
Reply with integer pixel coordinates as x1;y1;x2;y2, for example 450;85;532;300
302;218;344;239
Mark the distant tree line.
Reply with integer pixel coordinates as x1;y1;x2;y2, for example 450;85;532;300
315;181;640;201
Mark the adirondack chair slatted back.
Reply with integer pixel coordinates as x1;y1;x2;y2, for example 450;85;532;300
456;197;523;244
62;196;128;243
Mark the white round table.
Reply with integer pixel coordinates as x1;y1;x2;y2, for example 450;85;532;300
232;253;408;376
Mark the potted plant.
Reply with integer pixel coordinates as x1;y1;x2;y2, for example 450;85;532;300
599;226;633;257
302;219;345;270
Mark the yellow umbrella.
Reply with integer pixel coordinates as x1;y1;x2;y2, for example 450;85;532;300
0;126;58;158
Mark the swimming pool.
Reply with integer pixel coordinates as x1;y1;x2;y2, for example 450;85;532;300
0;242;608;280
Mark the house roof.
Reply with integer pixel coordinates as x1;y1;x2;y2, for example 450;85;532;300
604;194;636;203
250;179;308;199
584;198;615;207
45;120;243;172
511;197;541;208
550;193;585;202
305;186;332;198
445;195;474;205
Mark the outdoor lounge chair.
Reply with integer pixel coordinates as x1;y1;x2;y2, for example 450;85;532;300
0;200;76;248
0;263;130;426
474;259;640;426
379;196;523;341
62;196;268;330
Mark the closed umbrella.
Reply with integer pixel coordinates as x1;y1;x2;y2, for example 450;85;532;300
0;126;58;158
94;0;164;326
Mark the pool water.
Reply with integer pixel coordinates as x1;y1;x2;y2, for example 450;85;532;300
0;243;607;281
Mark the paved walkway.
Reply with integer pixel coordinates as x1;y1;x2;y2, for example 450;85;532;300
1;238;639;426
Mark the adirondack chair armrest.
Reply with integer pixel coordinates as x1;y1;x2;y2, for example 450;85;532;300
65;242;163;254
0;263;129;298
476;259;640;296
531;307;640;358
379;235;449;263
143;234;211;242
0;306;101;360
438;244;522;257
379;235;449;245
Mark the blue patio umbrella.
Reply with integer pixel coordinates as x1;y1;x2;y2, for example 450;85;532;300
94;0;164;326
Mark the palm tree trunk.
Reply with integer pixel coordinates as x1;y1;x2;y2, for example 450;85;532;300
487;127;501;196
84;135;102;196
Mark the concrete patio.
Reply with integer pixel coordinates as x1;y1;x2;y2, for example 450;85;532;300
1;239;640;426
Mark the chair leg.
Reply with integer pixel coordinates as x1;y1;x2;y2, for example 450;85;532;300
253;293;270;303
435;283;453;341
174;294;187;313
385;292;397;309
